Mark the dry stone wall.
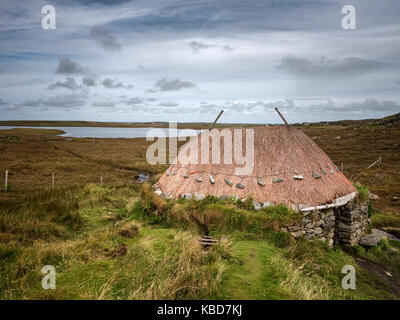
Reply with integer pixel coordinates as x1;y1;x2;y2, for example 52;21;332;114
335;199;370;245
283;198;369;246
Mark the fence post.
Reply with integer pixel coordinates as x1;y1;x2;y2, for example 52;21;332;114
100;176;103;186
5;170;8;191
52;173;55;188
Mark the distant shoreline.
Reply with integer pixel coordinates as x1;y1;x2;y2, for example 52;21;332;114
0;120;265;129
0;113;398;129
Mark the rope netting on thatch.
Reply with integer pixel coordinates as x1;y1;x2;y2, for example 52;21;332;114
155;126;356;207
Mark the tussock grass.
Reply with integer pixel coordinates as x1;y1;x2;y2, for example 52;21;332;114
0;187;83;244
269;253;336;300
136;184;302;237
122;232;226;300
118;221;139;238
0;184;228;300
344;239;400;281
371;213;400;228
354;183;369;202
2;182;400;300
140;183;168;216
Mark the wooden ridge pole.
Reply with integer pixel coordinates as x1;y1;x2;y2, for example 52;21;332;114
209;110;224;130
275;107;289;126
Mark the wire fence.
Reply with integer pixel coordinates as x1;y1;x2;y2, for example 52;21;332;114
1;170;149;193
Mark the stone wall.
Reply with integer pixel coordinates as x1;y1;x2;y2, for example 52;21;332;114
283;199;369;246
335;199;370;245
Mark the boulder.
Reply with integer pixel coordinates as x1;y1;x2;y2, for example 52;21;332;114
369;193;380;200
298;204;308;211
165;193;174;200
194;193;206;201
359;233;382;247
262;201;274;208
291;231;305;238
252;200;262;210
137;173;149;182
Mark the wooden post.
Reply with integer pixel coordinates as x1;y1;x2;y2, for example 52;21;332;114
100;176;103;186
52;173;55;188
367;156;382;169
5;170;8;191
275;107;289;126
209;110;224;130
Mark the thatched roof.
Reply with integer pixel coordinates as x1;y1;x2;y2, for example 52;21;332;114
155;126;356;208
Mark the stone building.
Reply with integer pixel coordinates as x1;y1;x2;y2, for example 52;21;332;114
154;125;369;245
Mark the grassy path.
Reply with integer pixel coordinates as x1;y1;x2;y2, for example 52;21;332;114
219;239;289;299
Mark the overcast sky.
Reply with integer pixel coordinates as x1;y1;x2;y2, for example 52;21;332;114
0;0;399;123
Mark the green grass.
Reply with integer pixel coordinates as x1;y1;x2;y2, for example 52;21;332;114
0;185;227;299
216;239;287;299
354;183;369;202
371;213;400;228
136;183;302;237
1;184;400;300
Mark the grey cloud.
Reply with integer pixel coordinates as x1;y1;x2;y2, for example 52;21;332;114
189;41;234;53
0;98;14;111
161;106;197;114
19;99;42;107
118;97;192;114
102;78;133;89
82;76;97;87
158;101;179;107
196;99;295;115
90;26;122;51
189;41;218;53
17;92;87;110
149;77;195;92
225;99;295;114
222;45;234;52
199;103;219;113
47;77;81;90
307;98;400;114
92;100;116;108
119;97;159;107
276;56;398;77
123;97;144;105
75;0;131;6
55;58;84;75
